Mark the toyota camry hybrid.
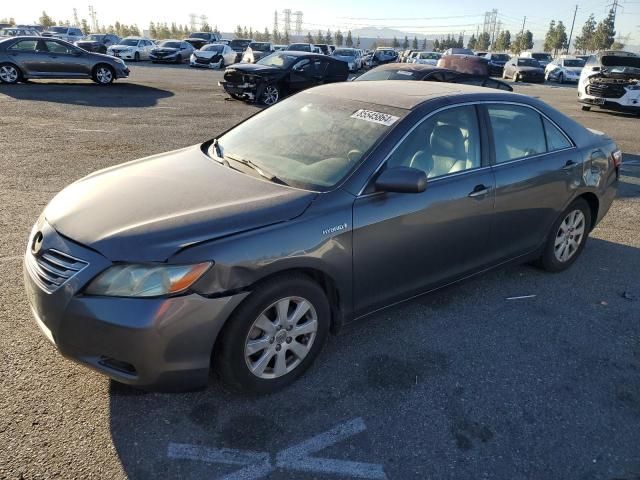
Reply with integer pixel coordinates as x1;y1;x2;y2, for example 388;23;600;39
24;81;620;394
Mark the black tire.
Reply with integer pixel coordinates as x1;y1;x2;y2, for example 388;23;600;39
581;105;591;111
214;274;331;394
536;198;591;272
230;93;243;100
514;73;520;82
92;64;115;85
0;63;22;84
134;52;140;62
219;59;225;69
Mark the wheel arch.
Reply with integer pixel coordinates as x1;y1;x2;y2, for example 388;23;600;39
577;192;599;231
92;62;115;76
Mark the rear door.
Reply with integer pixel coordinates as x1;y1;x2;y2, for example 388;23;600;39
6;39;42;75
482;102;578;262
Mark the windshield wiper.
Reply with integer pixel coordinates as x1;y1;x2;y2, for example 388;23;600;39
225;154;288;185
210;138;227;165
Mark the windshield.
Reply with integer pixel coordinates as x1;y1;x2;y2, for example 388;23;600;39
532;53;552;61
563;59;584;67
492;54;509;61
601;55;640;72
202;44;223;52
189;33;209;40
517;58;540;67
215;93;407;191
420;52;439;59
355;69;418;81
287;43;311;52
249;42;270;52
256;52;298;68
230;39;251;50
334;49;355;56
159;41;181;48
120;39;139;46
49;27;68;33
85;34;105;41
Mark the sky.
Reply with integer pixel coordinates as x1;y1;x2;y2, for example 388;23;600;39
4;0;639;44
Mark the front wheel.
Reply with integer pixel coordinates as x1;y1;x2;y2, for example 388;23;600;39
536;198;591;272
93;64;114;85
260;84;280;106
214;275;330;394
0;63;21;84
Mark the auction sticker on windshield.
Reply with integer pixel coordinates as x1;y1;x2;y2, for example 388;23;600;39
351;109;400;126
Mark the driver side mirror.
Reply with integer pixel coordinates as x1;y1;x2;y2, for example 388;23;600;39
375;167;427;194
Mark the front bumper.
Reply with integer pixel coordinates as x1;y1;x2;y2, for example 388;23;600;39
190;57;223;68
150;54;179;63
109;51;137;60
24;220;248;391
219;80;259;101
578;88;640;111
115;65;130;79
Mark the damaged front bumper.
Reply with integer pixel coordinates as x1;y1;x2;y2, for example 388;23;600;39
219;80;265;102
579;75;640;110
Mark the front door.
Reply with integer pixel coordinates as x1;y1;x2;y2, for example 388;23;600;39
352;105;496;315
40;39;88;76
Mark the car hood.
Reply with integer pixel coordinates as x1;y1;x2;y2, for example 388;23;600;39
194;50;221;58
226;63;282;75
44;145;316;262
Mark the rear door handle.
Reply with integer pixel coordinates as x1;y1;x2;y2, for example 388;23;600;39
468;184;491;198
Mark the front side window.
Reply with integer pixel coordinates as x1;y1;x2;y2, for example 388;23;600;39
9;40;38;51
216;93;408;191
43;40;73;54
386;105;481;178
487;104;546;163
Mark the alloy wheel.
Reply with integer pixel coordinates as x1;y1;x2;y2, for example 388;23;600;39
554;209;586;262
95;67;113;84
0;65;19;83
244;296;318;379
262;85;279;105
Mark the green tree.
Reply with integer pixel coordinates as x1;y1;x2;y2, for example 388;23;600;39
402;35;409;49
356;36;360;47
494;30;511;51
243;26;249;38
392;36;399;48
148;21;157;38
325;29;332;45
272;27;281;43
213;25;220;36
346;30;353;47
263;28;270;41
316;30;325;43
422;37;427;49
433;38;440;51
574;14;596;53
593;8;615;50
611;40;625;50
234;25;243;38
80;18;90;34
543;20;556;52
457;35;464;48
476;31;490;50
335;30;343;46
201;22;211;32
39;11;55;28
283;30;290;45
513;30;534;54
412;36;418;49
306;31;314;43
467;34;477;50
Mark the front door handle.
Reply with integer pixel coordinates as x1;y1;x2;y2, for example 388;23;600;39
468;184;491;198
562;160;577;170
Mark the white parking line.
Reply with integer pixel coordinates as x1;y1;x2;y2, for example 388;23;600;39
167;417;387;480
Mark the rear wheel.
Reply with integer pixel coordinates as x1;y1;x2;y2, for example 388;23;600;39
0;63;21;84
536;198;591;272
92;64;114;85
214;275;330;394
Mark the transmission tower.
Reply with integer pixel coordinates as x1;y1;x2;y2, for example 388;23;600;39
189;13;197;32
200;14;208;29
88;5;98;31
273;10;279;33
73;8;79;26
294;11;303;37
282;9;292;36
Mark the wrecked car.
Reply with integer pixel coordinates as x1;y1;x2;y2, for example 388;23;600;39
219;51;349;105
578;50;640;113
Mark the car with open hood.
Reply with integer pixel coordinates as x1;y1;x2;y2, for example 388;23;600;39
354;63;512;91
502;57;545;83
578;51;640;113
24;81;620;394
150;39;194;63
242;42;274;63
190;43;236;69
220;51;349;105
545;57;584;83
74;34;120;54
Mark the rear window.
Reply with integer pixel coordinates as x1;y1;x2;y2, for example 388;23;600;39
517;58;540;67
249;42;270;52
230;39;251;49
563;59;584;67
356;69;418;81
189;33;210;40
531;53;552;61
334;49;356;56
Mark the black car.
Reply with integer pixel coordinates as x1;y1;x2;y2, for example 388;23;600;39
184;32;221;50
25;80;619;393
229;38;253;63
484;53;510;76
355;63;513;91
75;34;120;54
220;51;349;105
503;57;545;83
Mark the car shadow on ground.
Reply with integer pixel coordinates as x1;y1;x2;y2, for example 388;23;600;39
0;81;174;108
109;235;640;479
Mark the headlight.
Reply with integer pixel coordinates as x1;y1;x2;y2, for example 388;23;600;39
85;262;212;297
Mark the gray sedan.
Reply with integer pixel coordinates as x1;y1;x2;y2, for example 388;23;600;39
0;36;129;84
24;81;619;394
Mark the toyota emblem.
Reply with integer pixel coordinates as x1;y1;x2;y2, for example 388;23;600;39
31;231;44;255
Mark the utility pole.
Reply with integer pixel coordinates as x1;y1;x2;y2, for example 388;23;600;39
566;4;578;54
88;5;98;32
520;16;526;37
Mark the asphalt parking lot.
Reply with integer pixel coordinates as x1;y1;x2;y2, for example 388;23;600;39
1;64;639;480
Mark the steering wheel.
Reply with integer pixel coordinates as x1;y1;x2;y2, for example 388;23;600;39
347;149;362;162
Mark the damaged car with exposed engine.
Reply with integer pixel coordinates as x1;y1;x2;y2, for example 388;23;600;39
578;50;640;113
219;51;349;105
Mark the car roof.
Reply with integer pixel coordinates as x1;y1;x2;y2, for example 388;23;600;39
307;80;515;110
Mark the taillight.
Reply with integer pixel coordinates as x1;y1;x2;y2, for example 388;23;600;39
612;149;622;168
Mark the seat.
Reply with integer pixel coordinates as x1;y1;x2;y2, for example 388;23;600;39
428;124;468;177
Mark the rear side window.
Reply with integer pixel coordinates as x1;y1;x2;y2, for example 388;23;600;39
543;118;572;151
487;104;546;163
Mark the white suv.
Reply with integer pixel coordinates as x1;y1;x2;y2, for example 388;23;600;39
578;50;640;113
43;26;84;43
107;37;155;61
